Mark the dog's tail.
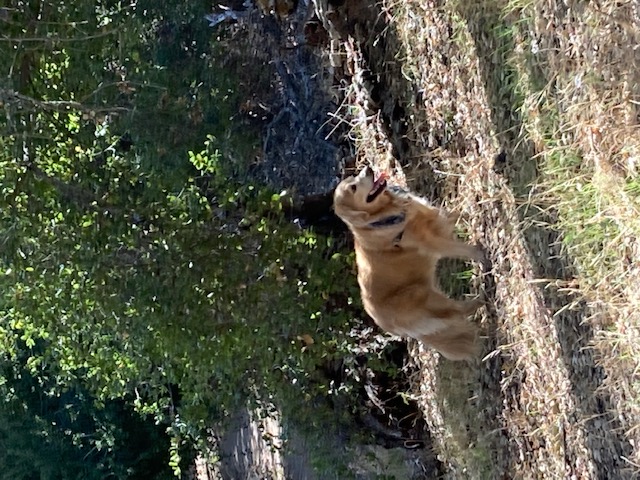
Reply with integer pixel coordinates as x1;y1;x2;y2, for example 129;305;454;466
419;321;479;361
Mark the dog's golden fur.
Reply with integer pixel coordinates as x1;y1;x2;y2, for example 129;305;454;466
334;166;482;360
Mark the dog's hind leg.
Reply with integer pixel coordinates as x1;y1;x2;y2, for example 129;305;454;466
414;296;482;360
419;320;479;361
398;292;479;338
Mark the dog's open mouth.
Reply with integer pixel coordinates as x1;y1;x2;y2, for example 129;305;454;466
366;172;388;203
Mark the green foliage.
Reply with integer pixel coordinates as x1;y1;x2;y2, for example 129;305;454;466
1;129;360;473
0;345;176;480
0;1;374;476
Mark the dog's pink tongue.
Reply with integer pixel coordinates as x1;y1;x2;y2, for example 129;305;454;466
374;171;388;186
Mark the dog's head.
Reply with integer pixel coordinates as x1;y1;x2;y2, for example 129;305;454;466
334;166;404;229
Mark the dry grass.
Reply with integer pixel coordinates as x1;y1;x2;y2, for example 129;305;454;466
338;0;640;477
492;0;640;474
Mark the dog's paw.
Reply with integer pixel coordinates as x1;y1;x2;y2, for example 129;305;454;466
472;245;494;272
462;297;484;315
468;245;485;262
446;211;460;224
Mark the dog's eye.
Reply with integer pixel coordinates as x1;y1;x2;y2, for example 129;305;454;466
350;185;357;193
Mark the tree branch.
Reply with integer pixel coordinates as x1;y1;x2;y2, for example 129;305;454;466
0;29;118;43
0;88;130;115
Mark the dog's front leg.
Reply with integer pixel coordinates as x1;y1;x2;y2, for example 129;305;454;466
404;225;483;261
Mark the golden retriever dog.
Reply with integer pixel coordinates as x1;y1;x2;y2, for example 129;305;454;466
334;166;483;360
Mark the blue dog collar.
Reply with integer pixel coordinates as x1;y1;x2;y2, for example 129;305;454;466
368;212;406;228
